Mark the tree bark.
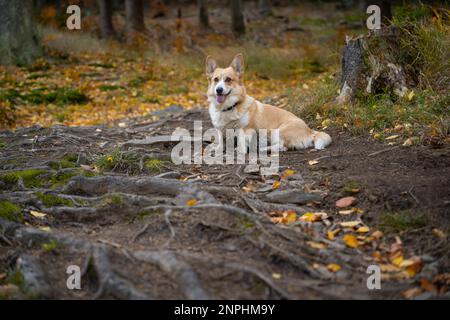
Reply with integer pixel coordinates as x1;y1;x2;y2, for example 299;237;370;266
0;0;42;65
258;0;272;17
198;0;210;29
97;0;116;39
230;0;245;36
125;0;146;43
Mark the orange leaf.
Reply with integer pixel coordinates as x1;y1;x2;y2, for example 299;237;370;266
343;234;359;248
186;199;198;206
327;263;341;273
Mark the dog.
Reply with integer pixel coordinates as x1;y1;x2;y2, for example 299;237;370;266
205;53;331;152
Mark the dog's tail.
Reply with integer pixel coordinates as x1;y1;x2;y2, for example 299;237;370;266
312;130;332;150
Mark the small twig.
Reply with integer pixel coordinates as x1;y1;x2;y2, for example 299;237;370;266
131;222;150;243
408;186;420;204
368;145;400;157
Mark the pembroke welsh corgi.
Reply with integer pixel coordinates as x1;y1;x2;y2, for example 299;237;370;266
205;53;331;151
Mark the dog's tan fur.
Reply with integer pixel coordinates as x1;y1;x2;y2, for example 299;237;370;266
206;53;331;151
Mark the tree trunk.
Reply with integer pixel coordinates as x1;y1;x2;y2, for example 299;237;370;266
230;0;245;36
198;0;210;29
258;0;272;17
0;0;41;65
125;0;146;43
97;0;116;39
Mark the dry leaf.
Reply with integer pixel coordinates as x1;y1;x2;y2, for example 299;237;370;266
340;221;361;228
282;210;297;224
432;228;446;239
308;160;319;166
385;135;400;140
39;226;51;232
401;287;422;299
272;180;281;190
307;241;327;249
186;199;198;206
272;273;282;279
327;229;341;240
30;210;47;219
299;212;327;222
327;263;341;273
371;230;384;240
281;169;295;179
336;196;357;208
343;234;359;248
338;209;354;215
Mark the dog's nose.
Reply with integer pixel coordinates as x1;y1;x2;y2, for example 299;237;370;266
216;87;223;94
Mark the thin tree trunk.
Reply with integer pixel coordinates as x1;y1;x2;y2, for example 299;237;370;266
198;0;210;29
230;0;245;36
125;0;146;42
258;0;272;17
97;0;116;39
0;0;41;65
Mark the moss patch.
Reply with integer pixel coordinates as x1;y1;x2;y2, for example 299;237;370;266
35;192;72;207
0;169;47;189
42;239;59;252
379;211;428;233
0;200;23;222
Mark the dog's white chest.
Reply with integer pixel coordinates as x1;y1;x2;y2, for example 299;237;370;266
209;104;248;130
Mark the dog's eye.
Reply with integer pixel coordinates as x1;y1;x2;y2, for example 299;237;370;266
213;77;219;82
225;77;232;83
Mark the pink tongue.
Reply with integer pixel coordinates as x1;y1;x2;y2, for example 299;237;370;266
216;95;225;103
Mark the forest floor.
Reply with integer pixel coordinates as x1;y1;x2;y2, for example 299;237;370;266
0;108;449;299
0;3;449;299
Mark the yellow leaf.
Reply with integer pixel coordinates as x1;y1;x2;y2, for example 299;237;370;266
327;228;341;241
343;234;359;248
327;263;341;273
281;169;295;179
307;241;327;249
299;212;327;222
272;180;281;190
186;199;198;206
391;255;404;267
356;226;370;233
30;210;46;219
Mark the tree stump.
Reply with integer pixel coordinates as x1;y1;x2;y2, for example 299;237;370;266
337;28;409;104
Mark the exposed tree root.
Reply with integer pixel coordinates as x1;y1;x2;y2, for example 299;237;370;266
16;254;51;298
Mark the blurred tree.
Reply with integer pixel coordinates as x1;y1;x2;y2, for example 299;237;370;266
0;0;42;65
230;0;245;36
258;0;272;17
198;0;210;29
97;0;116;38
125;0;146;42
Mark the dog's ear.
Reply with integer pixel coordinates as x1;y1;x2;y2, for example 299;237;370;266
205;55;218;77
230;53;244;77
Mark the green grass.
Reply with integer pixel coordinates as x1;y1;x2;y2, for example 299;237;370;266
96;148;140;172
144;159;166;173
0;200;22;222
0;87;89;106
99;85;124;92
42;239;59;252
378;211;428;233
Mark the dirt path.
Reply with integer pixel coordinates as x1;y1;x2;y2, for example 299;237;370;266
0;109;449;299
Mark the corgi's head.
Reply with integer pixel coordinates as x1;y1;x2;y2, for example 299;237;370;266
205;53;246;109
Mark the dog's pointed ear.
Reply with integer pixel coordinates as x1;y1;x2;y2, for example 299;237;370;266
230;53;244;76
205;55;218;77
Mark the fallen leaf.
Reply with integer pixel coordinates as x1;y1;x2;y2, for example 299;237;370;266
327;228;341;241
340;221;361;228
343;234;359;248
281;169;295;179
327;263;341;273
308;160;319;166
401;287;422;299
186;199;198;206
432;228;446;239
336;196;357;208
39;226;51;232
299;212;327;222
380;264;402;273
338;209;354;215
356;226;370;233
272;180;281;190
282;210;297;224
403;138;413;146
272;273;282;279
307;241;327;249
371;230;384;240
419;278;437;293
30;210;47;219
407;90;415;101
385;135;400;140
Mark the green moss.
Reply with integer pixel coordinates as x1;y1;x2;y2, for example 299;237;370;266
49;171;78;188
0;169;47;189
35;192;72;207
48;154;78;170
42;239;58;252
379;211;428;233
0;200;22;222
343;181;362;194
145;159;165;172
